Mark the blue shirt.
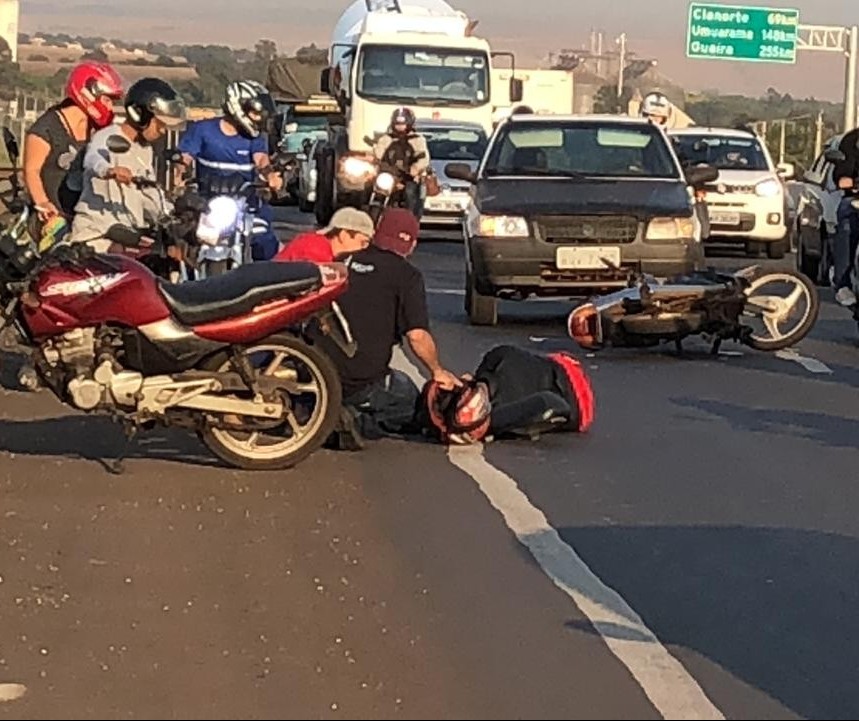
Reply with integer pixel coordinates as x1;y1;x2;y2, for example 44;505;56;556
179;117;267;184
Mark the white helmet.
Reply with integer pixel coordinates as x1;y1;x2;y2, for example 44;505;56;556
641;92;672;124
224;80;276;138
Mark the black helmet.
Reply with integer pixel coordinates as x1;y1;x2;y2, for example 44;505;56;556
124;77;187;130
390;106;416;135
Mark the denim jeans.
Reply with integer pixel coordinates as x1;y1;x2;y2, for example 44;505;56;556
832;195;859;290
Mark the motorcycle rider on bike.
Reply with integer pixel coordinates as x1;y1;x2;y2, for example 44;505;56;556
69;78;187;253
372;107;429;220
24;61;124;242
831;125;859;307
178;80;283;260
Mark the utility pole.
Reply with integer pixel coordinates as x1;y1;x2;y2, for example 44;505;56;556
779;119;787;164
596;31;604;77
617;32;627;102
815;109;824;158
845;25;858;130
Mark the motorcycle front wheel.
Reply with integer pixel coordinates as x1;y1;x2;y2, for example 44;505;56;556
201;259;231;277
742;269;820;351
198;335;342;470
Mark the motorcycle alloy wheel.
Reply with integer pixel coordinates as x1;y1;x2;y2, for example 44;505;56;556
198;335;342;470
742;270;820;351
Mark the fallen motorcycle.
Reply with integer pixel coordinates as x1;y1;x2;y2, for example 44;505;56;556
567;264;820;355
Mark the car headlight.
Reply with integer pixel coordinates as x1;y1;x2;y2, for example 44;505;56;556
477;215;529;237
755;178;782;197
341;156;376;181
646;216;695;241
375;172;396;195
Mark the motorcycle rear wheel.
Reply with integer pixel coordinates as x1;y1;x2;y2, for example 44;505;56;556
743;269;820;351
198;335;342;470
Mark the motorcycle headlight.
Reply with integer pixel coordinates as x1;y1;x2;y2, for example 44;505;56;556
375;172;396;195
477;215;529;238
646;216;695;242
341;156;376;181
755;178;782;197
202;195;241;234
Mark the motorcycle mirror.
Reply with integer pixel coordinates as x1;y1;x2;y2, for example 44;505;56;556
824;148;847;163
163;148;184;164
105;224;142;248
2;127;19;165
106;134;132;155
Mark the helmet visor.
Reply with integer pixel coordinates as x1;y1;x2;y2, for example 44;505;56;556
151;96;187;128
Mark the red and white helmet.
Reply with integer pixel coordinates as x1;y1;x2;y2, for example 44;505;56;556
65;61;124;128
422;379;491;445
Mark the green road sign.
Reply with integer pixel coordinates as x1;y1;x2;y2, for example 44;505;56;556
686;3;800;64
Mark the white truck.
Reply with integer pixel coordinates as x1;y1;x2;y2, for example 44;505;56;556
490;68;574;121
313;0;525;225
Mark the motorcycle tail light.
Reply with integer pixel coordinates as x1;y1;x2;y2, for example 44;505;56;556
567;304;602;349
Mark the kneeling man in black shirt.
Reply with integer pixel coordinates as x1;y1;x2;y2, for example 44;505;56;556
321;208;460;449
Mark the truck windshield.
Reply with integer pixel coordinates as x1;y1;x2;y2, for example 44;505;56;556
356;45;490;107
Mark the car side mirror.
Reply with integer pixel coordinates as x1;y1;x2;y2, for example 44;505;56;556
777;162;796;180
684;164;719;188
825;148;846;163
444;162;477;184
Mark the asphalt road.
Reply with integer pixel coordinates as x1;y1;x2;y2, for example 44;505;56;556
0;206;857;720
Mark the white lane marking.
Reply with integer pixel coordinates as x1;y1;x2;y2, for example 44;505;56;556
0;684;26;702
390;347;724;720
448;448;723;720
775;349;833;374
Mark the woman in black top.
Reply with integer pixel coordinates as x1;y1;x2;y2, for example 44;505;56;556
23;60;123;235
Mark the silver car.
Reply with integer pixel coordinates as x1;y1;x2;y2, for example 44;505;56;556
415;119;488;226
791;134;844;284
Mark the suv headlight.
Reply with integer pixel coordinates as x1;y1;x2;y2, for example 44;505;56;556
477;215;529;237
755;178;782;197
646;216;695;241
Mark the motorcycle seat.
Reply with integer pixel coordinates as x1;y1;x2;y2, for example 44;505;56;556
159;261;323;326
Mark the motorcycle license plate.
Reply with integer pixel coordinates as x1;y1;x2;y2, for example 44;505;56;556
710;210;741;226
556;246;621;270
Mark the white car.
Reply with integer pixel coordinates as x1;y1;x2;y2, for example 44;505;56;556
415;119;488;226
669;127;794;259
789;134;844;284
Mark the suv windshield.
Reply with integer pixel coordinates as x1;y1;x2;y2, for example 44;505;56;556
671;134;770;171
482;121;679;179
420;126;487;161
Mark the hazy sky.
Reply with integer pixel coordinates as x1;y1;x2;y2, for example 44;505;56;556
21;0;858;100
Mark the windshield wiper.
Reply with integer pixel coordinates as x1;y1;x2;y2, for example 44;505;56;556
487;168;589;180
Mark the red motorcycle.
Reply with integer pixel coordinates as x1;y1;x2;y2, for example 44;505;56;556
0;144;354;469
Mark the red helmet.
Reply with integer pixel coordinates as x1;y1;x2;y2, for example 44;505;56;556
65;62;124;128
422;380;491;445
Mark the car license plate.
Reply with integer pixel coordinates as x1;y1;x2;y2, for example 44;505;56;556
556;246;621;270
710;210;741;225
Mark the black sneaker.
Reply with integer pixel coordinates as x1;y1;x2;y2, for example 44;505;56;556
335;407;365;452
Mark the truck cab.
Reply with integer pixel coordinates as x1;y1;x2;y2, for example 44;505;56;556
312;0;522;225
